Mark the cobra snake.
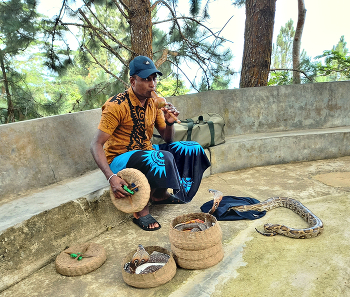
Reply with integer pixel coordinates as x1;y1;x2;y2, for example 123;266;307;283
125;244;170;274
230;196;324;239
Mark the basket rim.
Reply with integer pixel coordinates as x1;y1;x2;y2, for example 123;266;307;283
170;212;218;230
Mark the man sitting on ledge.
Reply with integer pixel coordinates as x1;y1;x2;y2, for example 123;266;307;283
90;55;210;231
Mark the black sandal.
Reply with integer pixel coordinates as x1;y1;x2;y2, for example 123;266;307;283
133;214;161;231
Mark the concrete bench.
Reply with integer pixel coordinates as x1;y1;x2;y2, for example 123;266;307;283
210;126;350;174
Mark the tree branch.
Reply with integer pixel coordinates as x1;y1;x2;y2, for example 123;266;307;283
82;45;129;88
118;0;130;11
153;16;226;42
82;4;135;60
51;0;68;47
155;48;169;68
60;21;133;56
110;0;129;19
152;0;206;65
151;0;162;11
167;59;199;92
270;68;312;82
78;9;128;67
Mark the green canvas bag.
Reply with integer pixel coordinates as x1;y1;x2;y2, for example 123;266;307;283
152;113;225;149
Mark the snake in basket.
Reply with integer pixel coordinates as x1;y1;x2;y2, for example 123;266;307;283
208;190;324;239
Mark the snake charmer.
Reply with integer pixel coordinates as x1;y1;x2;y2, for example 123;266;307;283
90;55;210;231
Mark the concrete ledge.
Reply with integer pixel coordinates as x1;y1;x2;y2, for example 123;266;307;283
209;126;350;174
0;190;129;292
0;169;124;291
0;170;109;232
0;147;211;234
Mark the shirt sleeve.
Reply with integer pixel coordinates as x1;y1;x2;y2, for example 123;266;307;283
97;101;121;135
154;108;166;130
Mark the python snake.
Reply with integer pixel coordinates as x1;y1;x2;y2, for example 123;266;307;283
230;197;323;239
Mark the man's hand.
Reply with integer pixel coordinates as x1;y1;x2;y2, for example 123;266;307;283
109;175;130;198
161;102;180;123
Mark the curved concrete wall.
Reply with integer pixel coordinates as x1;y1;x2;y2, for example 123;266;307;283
168;81;350;136
1;81;349;201
0;110;102;201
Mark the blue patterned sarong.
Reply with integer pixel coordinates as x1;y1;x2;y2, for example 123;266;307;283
109;141;210;203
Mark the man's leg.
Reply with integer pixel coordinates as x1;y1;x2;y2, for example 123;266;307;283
150;188;170;201
154;141;211;203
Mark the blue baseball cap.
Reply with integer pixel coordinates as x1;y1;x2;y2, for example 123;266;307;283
129;56;163;78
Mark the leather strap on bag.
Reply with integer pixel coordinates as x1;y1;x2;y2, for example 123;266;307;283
186;119;194;141
207;120;215;146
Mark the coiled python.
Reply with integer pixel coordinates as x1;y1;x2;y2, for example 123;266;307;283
230;197;323;239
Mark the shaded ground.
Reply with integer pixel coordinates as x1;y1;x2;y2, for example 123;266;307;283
314;171;350;188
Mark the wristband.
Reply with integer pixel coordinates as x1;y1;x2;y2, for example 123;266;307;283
107;173;118;183
165;120;174;126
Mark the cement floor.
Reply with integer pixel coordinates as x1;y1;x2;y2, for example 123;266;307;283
2;157;350;297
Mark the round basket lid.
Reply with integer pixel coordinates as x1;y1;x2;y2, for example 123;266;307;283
55;242;107;276
110;168;150;213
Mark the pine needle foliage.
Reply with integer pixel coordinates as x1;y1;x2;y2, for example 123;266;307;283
42;0;234;103
0;0;42;123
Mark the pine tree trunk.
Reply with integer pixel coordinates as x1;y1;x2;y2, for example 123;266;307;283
292;0;306;84
240;0;276;88
128;0;153;59
0;50;14;123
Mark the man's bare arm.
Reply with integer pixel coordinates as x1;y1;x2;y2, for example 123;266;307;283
90;129;128;198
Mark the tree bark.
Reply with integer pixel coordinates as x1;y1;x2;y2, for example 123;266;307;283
0;50;14;123
240;0;276;88
292;0;306;84
128;0;153;59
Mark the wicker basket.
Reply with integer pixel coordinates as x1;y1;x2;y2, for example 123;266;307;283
172;244;224;270
169;213;222;250
110;168;150;213
169;213;224;269
55;242;107;276
121;246;176;288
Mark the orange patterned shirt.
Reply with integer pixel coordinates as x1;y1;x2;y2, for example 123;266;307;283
98;87;166;164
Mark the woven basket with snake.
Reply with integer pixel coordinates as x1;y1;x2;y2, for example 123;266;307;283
121;246;176;288
169;213;224;269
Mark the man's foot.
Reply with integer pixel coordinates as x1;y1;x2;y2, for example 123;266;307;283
133;205;160;230
133;214;161;231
